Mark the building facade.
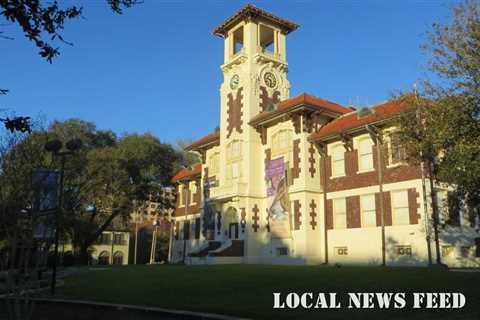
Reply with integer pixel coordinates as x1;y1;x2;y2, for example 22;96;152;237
169;5;480;267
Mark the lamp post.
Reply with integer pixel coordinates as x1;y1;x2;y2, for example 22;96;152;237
44;138;82;295
182;187;189;264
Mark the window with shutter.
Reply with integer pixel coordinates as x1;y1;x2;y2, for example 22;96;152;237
361;194;376;227
392;190;410;225
331;144;345;177
358;137;373;171
333;198;346;229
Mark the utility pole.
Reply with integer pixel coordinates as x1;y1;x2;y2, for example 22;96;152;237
366;125;386;267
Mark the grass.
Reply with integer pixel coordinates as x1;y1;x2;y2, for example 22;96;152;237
60;264;480;320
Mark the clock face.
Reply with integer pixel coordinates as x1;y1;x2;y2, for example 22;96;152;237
264;72;277;88
230;74;240;90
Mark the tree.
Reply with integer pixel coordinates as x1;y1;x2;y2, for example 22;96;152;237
396;1;480;226
0;124;53;320
175;139;200;167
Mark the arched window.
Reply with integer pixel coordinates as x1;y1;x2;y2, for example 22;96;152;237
113;251;124;265
98;251;110;265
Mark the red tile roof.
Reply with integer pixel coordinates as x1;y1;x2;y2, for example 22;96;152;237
213;4;299;37
279;93;351;114
309;100;410;141
171;163;202;183
250;92;350;126
185;130;220;151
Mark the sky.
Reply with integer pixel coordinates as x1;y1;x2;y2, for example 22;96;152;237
0;0;460;144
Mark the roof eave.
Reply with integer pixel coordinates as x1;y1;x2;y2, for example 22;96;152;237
309;117;398;144
249;103;342;128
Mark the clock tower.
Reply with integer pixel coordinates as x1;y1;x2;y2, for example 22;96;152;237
212;4;299;200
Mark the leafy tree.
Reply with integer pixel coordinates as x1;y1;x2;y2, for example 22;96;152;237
396;1;480;225
176;138;201;167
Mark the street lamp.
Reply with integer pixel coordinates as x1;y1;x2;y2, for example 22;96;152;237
182;187;189;264
44;138;82;295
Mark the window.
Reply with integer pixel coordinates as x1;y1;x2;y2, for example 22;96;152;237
333;198;347;229
396;245;412;256
183;220;190;240
113;233;124;245
392;190;410;225
259;24;275;54
226;141;242;181
271;129;292;156
99;233;111;245
226;140;242;162
334;247;348;256
460;246;471;258
178;185;185;206
331;144;345;177
276;247;288;256
190;182;197;204
232;26;244;55
389;133;407;165
208;152;220;176
358;137;373;171
195;218;201;240
361;194;376;227
442;245;454;257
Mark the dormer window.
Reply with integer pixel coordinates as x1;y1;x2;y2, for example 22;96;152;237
259;24;276;54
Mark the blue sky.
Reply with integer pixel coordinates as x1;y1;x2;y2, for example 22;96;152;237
0;0;458;144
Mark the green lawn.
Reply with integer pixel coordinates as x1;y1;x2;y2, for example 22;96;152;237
60;264;480;320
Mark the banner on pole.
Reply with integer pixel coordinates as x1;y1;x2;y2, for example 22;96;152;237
265;157;291;239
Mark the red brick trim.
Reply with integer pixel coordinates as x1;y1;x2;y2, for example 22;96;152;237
266;208;270;232
408;188;420;224
375;192;393;226
293;139;301;180
227;87;244;138
326;142;422;192
308;143;316;178
326;199;333;230
259;86;281;112
252;204;260;232
240;208;246;233
346;196;361;228
309;200;317;230
293;200;302;230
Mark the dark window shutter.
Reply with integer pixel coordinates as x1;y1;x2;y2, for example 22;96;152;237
195;218;201;239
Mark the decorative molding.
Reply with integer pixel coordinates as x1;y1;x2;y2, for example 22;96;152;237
259;86;281;112
309;200;317;230
221;53;248;73
227;87;244;138
292;139;301;180
308;143;316;178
